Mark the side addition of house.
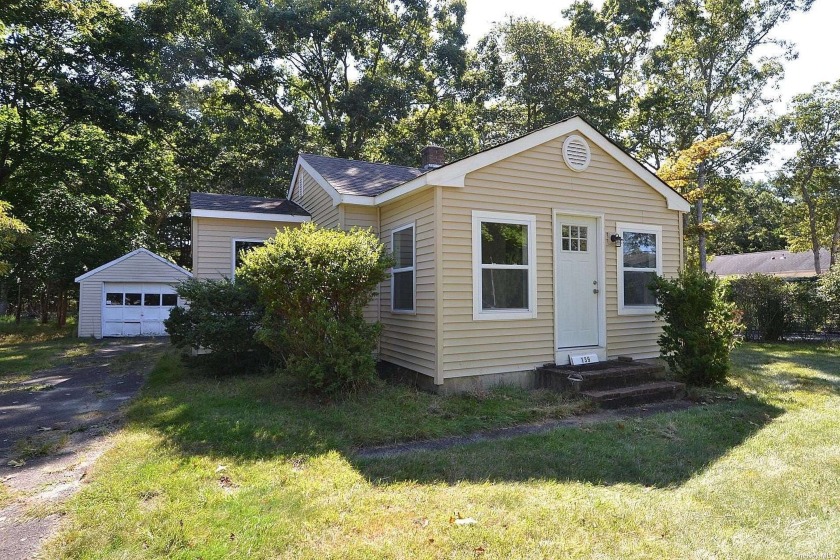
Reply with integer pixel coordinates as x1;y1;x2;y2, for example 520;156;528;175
190;116;691;392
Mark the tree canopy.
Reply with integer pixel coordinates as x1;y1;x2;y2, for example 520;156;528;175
0;0;827;322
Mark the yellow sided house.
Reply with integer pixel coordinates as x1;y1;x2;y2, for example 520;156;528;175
189;117;691;393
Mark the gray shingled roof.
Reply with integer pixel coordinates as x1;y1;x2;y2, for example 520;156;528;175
300;153;426;196
708;249;830;277
190;192;309;216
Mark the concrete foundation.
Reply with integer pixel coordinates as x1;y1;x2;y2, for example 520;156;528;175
378;361;537;395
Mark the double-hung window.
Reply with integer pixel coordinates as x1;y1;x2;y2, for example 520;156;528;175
472;211;537;320
616;223;662;315
391;223;415;312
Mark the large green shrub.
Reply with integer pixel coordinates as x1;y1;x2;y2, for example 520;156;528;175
651;268;743;386
237;223;392;394
164;278;266;368
722;273;789;341
818;266;840;331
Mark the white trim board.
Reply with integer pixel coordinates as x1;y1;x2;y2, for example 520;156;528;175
75;248;193;283
471;210;538;321
552;209;607;366
389;221;417;314
294;117;691;213
191;209;311;223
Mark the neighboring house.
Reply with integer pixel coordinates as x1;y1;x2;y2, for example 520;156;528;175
708;249;831;278
75;248;192;338
190;116;691;391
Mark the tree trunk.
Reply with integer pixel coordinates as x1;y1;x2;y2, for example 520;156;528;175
831;209;840;270
800;185;822;275
696;161;707;272
40;285;49;324
57;290;66;327
15;280;21;324
0;282;7;316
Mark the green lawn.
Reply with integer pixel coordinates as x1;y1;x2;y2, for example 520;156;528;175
0;317;98;389
43;342;839;559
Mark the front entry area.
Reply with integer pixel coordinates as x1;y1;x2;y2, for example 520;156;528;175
555;214;603;361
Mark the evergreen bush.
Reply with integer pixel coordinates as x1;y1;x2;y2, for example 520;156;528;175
652;268;743;386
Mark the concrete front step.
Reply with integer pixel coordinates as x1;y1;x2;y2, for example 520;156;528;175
537;360;665;392
581;381;687;409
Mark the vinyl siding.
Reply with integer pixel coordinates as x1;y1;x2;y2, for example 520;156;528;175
77;252;191;338
440;133;681;379
342;204;381;324
378;188;437;378
192;217;301;279
294;170;339;227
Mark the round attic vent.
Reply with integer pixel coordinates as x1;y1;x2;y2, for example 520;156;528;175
563;135;591;172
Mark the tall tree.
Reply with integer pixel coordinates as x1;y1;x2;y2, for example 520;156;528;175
774;80;840;273
640;0;813;270
564;0;662;136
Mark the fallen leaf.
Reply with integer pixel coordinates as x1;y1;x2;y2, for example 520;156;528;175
474;546;485;555
413;517;429;528
229;533;235;541
215;465;227;473
454;518;477;526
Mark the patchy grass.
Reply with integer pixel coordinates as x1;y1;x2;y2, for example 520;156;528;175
43;343;839;559
0;481;13;508
0;317;99;390
11;432;69;465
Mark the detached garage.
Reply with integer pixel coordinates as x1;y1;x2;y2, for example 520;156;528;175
75;249;192;338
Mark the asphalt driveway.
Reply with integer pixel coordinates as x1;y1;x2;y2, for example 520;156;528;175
0;339;164;560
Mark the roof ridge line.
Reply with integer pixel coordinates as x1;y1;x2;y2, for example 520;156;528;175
300;153;422;171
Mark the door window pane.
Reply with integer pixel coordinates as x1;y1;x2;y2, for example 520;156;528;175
144;293;161;306
392;270;414;310
106;293;123;306
561;223;588;252
125;293;142;306
623;271;657;306
623;232;657;268
482;269;528;309
161;294;177;306
481;222;528;265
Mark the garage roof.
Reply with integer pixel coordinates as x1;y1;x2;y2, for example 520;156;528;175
75;248;193;283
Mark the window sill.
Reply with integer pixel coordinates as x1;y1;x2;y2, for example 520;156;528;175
390;309;417;316
618;306;659;316
473;309;537;321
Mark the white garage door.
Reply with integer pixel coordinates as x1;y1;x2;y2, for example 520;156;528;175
103;283;178;337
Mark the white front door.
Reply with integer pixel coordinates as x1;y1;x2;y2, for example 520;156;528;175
556;215;600;349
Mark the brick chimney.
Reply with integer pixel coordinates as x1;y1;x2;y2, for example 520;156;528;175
421;145;446;170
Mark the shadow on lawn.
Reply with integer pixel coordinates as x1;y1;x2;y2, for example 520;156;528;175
351;395;782;488
129;351;786;489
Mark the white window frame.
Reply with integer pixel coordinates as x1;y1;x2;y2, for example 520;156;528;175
472;210;538;321
390;222;416;314
616;222;663;316
231;238;267;278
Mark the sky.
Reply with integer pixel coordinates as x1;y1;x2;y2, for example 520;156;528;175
111;0;840;172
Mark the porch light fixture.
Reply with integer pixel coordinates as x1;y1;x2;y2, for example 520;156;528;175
610;234;623;247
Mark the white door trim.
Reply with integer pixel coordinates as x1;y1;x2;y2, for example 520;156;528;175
553;208;607;365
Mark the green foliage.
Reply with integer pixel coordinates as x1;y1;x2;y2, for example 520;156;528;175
723;274;833;340
817;267;840;331
652;268;743;386
238;224;392;394
774;79;840;274
164;278;265;368
723;274;791;341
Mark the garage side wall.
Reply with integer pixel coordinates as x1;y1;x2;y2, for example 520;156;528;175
78;252;191;338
